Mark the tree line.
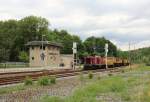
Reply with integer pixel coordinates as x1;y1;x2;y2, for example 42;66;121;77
0;16;117;62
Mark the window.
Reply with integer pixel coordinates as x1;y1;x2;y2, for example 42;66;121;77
43;46;45;50
31;46;34;50
32;57;34;60
40;46;45;50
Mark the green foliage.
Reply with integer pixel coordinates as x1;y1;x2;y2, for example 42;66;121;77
121;69;125;73
19;51;29;62
79;73;84;81
24;76;33;86
83;36;117;57
0;16;117;62
88;71;93;79
0;16;49;62
117;47;150;64
50;76;56;84
97;76;101;80
108;73;113;76
38;76;50;86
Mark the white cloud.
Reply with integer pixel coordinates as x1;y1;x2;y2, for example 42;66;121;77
0;0;150;50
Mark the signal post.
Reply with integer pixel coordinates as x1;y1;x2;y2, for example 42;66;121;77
105;43;108;69
72;42;77;70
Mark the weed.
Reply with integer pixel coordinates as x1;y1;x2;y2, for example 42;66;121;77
97;76;101;80
24;76;33;86
50;76;56;84
121;70;125;73
79;73;84;81
108;73;113;76
38;76;50;86
40;95;64;102
88;71;93;79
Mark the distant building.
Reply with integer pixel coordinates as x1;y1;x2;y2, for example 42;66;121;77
60;54;73;68
26;41;62;67
26;41;74;68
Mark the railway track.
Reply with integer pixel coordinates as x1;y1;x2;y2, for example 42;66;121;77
0;67;123;86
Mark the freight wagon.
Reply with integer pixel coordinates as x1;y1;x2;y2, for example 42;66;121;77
84;56;129;70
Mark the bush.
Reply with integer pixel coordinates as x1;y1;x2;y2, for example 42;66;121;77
24;76;33;86
88;71;93;79
50;76;56;84
38;76;50;86
79;73;84;81
108;73;113;76
121;70;125;73
19;51;29;62
97;76;101;80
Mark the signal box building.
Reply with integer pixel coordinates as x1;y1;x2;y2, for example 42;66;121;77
26;41;62;67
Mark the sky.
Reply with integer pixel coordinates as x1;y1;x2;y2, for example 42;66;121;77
0;0;150;51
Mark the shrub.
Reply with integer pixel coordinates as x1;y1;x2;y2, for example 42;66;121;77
38;76;50;86
97;76;101;80
88;71;93;79
79;73;84;81
121;70;125;73
24;76;33;86
19;51;29;62
108;73;113;76
50;76;56;84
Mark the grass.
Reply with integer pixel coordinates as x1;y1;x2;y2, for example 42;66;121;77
37;76;50;86
0;84;26;94
40;65;150;102
50;75;56;84
0;63;29;68
88;71;93;79
0;76;55;94
39;96;64;102
24;76;33;85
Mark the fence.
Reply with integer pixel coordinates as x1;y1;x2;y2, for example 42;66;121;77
0;62;29;68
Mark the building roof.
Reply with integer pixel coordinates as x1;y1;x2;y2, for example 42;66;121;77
26;41;62;48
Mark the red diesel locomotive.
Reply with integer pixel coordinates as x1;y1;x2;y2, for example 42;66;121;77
83;56;129;70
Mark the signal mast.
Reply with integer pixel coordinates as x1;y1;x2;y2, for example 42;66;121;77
105;43;108;69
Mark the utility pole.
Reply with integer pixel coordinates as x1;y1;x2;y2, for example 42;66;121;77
105;43;108;69
41;35;45;68
134;44;135;63
92;36;97;64
129;42;131;69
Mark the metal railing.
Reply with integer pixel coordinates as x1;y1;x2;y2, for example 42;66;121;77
0;62;29;68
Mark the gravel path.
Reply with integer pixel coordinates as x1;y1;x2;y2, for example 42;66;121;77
0;77;81;102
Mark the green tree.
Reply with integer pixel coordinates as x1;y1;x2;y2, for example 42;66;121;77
18;16;49;47
18;51;29;62
0;20;19;61
14;16;49;61
83;36;117;57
